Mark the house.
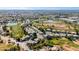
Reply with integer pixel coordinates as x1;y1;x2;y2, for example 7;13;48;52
0;26;4;34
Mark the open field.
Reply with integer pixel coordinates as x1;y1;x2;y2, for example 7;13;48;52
32;20;76;32
7;23;25;40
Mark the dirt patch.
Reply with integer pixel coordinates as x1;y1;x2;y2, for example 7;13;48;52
63;44;79;51
73;40;79;45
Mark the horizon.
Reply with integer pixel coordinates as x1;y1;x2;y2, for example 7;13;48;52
0;7;79;10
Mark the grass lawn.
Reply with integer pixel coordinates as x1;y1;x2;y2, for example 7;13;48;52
10;23;25;39
48;38;79;48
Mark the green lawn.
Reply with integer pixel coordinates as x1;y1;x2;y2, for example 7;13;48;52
10;23;25;39
48;38;79;48
27;37;79;50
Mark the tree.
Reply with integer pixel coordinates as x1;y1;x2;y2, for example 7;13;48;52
20;17;25;22
33;33;37;38
74;24;79;35
9;44;20;51
3;25;7;31
38;28;45;34
0;40;3;43
47;35;53;40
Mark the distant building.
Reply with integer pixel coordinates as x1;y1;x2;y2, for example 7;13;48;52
68;17;79;20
